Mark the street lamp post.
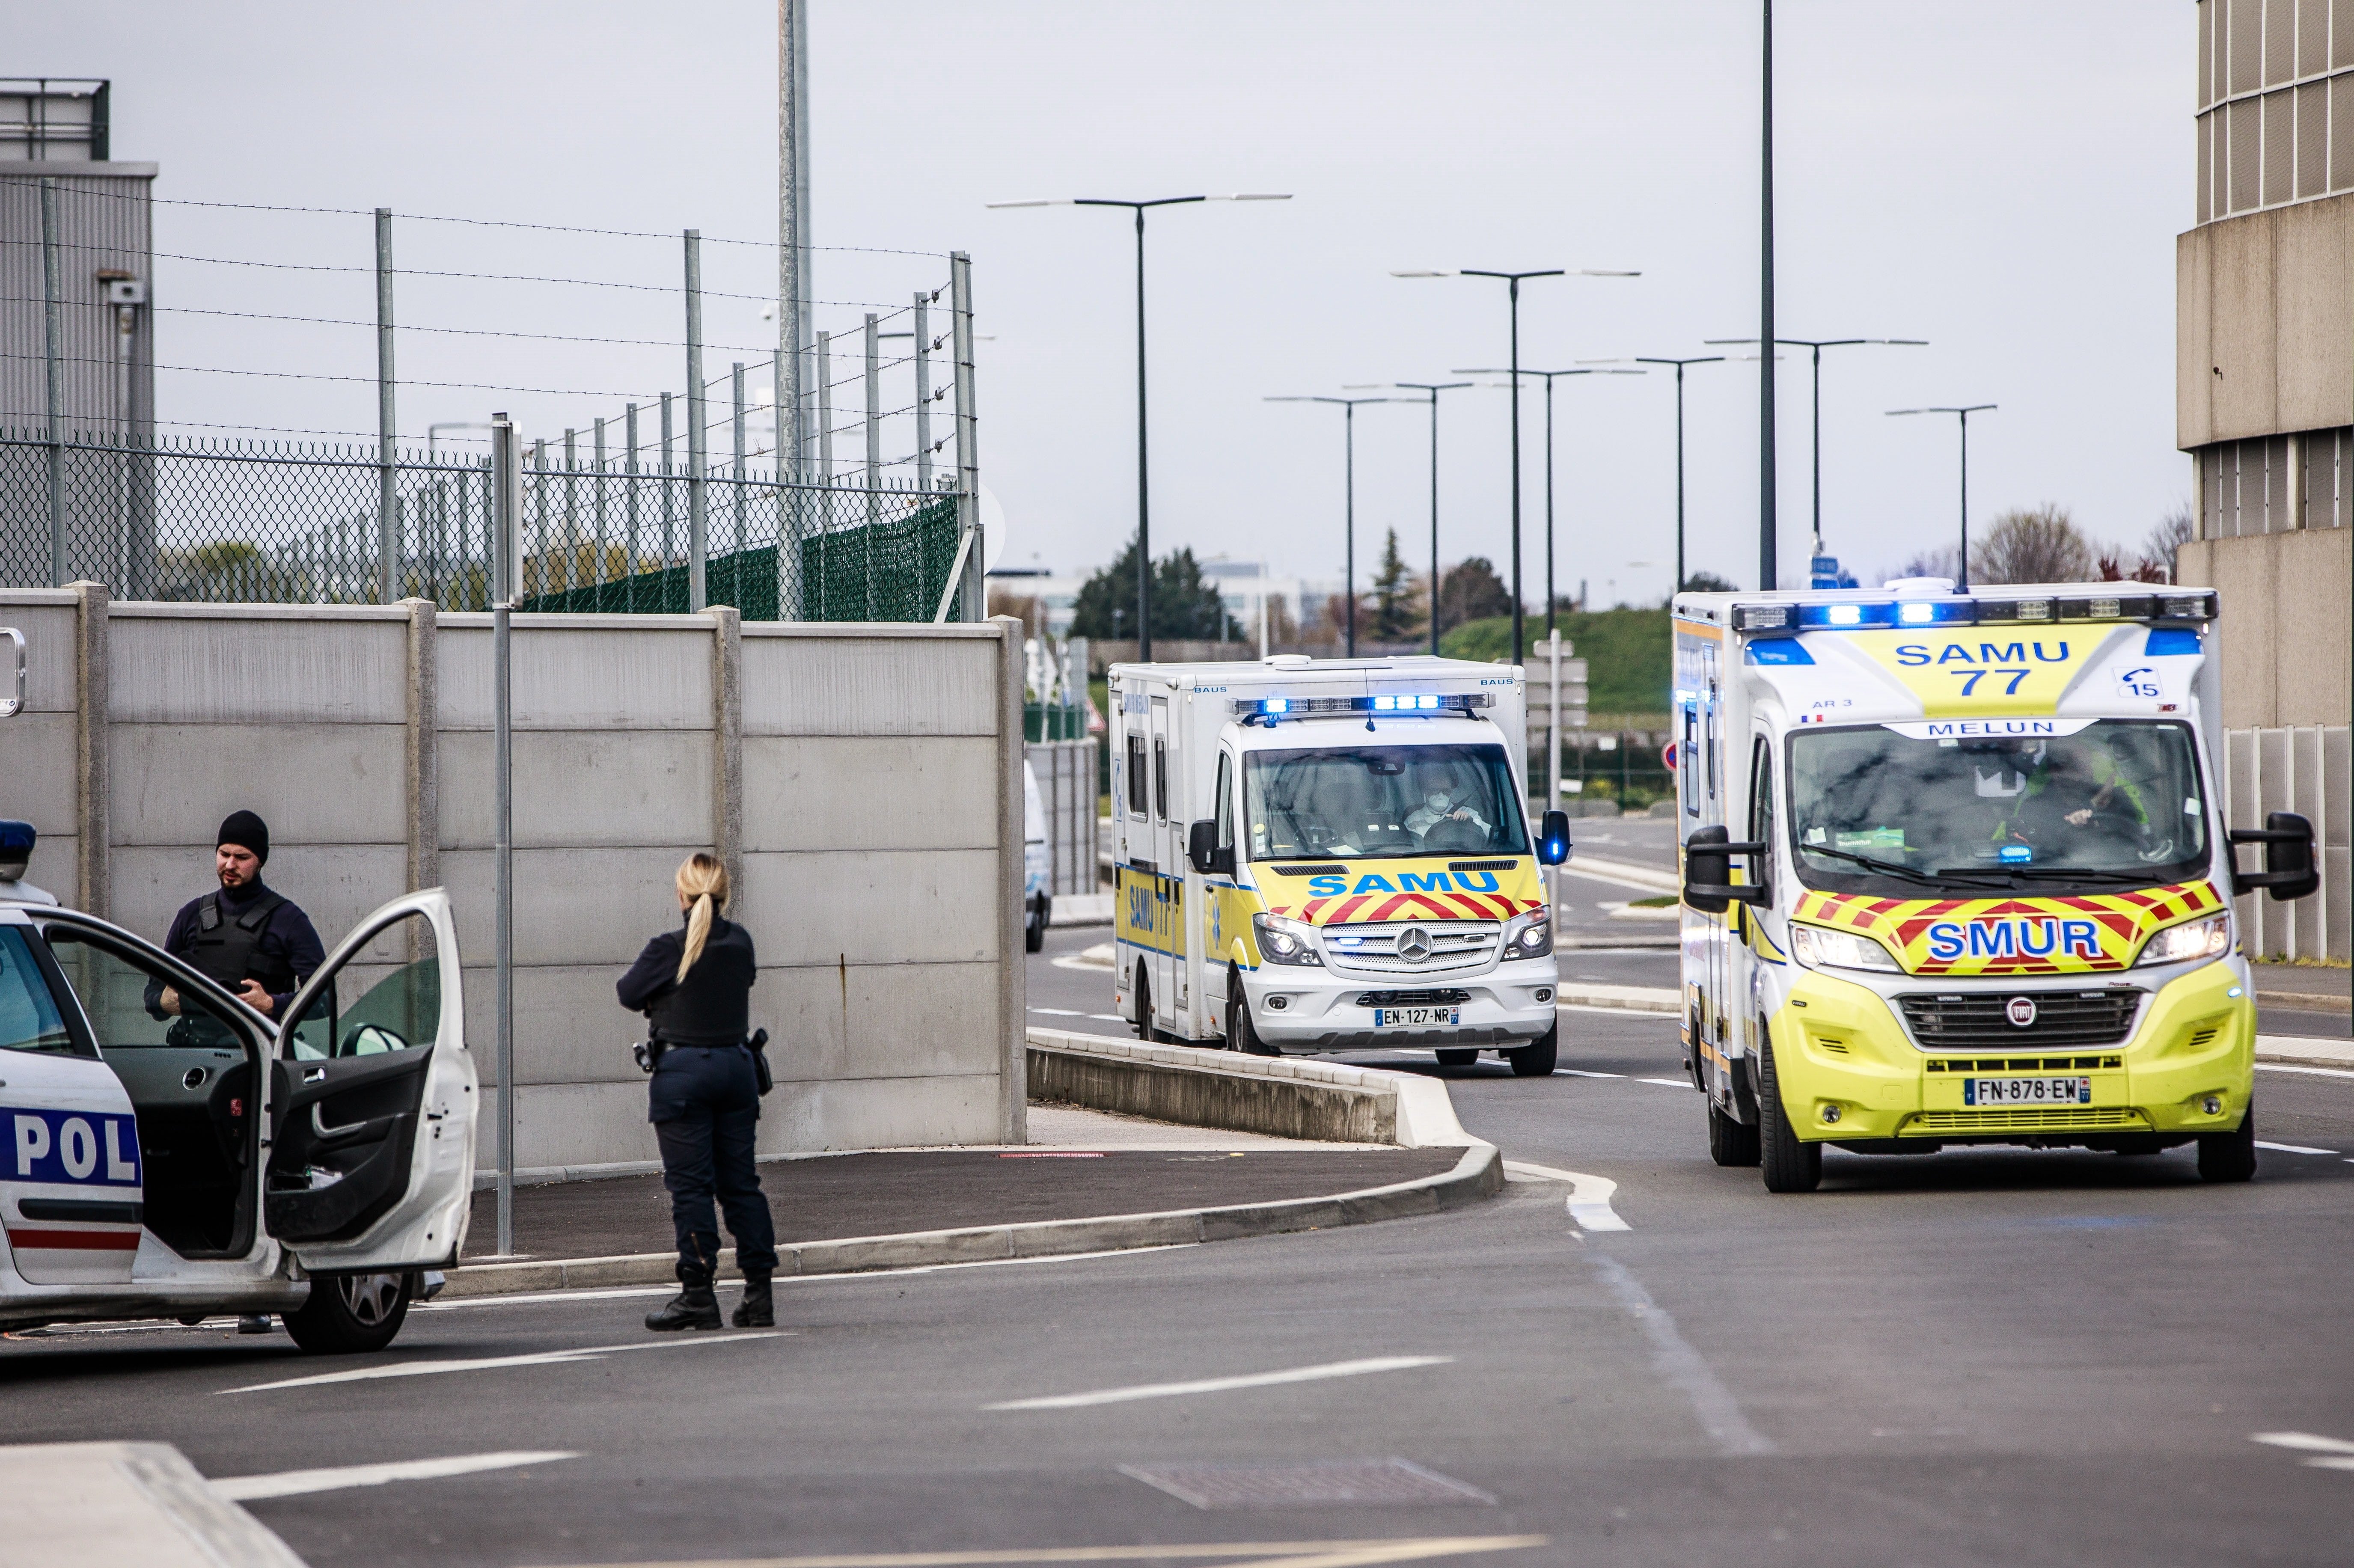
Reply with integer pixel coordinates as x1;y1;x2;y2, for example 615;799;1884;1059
1887;404;1997;589
1457;366;1644;637
1391;381;1470;654
990;193;1290;659
1392;267;1637;665
1266;395;1394;658
1626;359;1724;594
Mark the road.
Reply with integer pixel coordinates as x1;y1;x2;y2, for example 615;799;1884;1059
6;919;2351;1566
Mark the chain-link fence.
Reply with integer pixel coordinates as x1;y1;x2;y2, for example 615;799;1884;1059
0;428;968;620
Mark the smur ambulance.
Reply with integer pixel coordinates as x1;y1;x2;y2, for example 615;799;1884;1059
1671;578;2319;1191
1108;654;1573;1074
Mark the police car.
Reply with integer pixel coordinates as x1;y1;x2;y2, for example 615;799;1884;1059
0;822;478;1352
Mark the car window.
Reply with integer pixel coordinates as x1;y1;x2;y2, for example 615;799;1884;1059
41;926;248;1054
0;927;76;1056
280;910;440;1061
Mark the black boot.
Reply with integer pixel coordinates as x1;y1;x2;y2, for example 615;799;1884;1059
645;1283;722;1332
732;1273;774;1328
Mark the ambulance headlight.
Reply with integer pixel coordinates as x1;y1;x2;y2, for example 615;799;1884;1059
1788;922;1901;974
2134;912;2230;967
1252;913;1324;967
1502;909;1553;959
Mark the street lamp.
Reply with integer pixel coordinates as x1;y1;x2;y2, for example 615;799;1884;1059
1388;381;1471;653
1457;365;1643;636
990;193;1290;659
1706;336;1926;573
1619;358;1724;595
1886;404;1996;590
1392;266;1637;665
1266;395;1394;658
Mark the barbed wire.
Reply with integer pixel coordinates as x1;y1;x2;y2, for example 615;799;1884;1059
0;349;663;400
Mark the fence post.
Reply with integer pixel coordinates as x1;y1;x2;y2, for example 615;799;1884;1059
685;229;707;613
816;330;834;483
376;208;398;603
864;312;881;532
531;439;546;602
731;360;747;591
563;427;578;600
913;290;933;495
489;411;519;1257
951;251;981;622
594;416;608;607
42;178;66;588
661;392;676;578
625;402;640;612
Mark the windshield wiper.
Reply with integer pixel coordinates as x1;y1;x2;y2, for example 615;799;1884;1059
1937;864;2172;885
1795;842;1972;888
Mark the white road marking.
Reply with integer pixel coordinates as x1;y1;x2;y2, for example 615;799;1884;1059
1553;1069;1625;1079
984;1354;1452;1411
2256;1140;2339;1155
1590;1253;1774;1456
2256;1063;2354;1080
612;1538;1552;1568
1030;1007;1084;1017
1556;1003;1680;1020
221;1333;785;1393
1088;1014;1126;1022
1496;1162;1630;1230
2253;1431;2354;1469
211;1450;580;1500
1635;1077;1694;1089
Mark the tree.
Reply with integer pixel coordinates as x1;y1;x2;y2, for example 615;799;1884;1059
1888;546;1962;582
1434;555;1512;635
2140;501;2194;582
1370;529;1422;643
1068;535;1241;641
1970;504;2094;585
1679;570;1737;594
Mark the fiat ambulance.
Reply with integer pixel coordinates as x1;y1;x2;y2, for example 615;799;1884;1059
1669;579;2317;1191
1108;654;1572;1074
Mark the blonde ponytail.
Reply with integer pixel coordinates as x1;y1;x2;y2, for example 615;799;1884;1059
674;852;730;983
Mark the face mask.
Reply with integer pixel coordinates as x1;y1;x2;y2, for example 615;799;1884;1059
1427;793;1450;811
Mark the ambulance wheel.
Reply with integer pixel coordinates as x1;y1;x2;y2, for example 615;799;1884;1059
1757;1039;1821;1193
1225;971;1278;1056
1434;1048;1479;1068
285;1270;411;1354
1134;968;1162;1044
1708;1100;1761;1167
1506;1026;1558;1077
1024;896;1046;953
2197;1099;2257;1183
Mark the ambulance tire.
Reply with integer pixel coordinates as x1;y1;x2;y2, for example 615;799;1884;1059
1506;1025;1557;1077
2197;1099;2257;1183
1134;968;1162;1044
285;1270;411;1354
1226;971;1278;1056
1757;1039;1821;1193
1708;1099;1761;1167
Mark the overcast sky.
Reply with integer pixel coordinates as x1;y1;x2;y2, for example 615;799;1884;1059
27;1;2191;604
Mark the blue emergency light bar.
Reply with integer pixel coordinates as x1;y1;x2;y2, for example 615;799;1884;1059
1232;692;1492;719
1732;589;2214;635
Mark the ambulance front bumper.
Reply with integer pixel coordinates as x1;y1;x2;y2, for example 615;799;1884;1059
1240;958;1559;1053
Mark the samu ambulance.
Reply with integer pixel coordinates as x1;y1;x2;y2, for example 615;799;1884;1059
1669;578;2318;1191
1109;654;1572;1074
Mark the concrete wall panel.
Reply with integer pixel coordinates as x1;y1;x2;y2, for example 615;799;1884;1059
736;848;1000;967
107;841;407;951
2177;529;2354;728
0;595;81;713
755;960;1002;1082
438;617;712;731
742;631;998;736
22;832;77;902
9;711;79;833
108;723;406;847
440;729;713;851
438;846;688;969
108;612;407;725
2178;193;2354;448
740;735;998;852
762;1073;1003;1154
2273;198;2354;434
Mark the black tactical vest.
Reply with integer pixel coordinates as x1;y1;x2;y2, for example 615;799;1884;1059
648;919;755;1045
187;889;295;994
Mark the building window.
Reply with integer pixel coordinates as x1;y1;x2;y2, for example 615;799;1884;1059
2194;0;2354;221
2197;428;2353;536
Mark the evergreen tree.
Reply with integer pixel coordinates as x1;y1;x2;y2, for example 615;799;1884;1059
1371;529;1421;643
1069;535;1240;641
1434;555;1513;635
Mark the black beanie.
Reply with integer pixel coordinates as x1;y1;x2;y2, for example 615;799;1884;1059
217;810;270;865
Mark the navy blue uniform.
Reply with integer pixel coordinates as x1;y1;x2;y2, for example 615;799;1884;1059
146;879;326;1022
617;916;778;1284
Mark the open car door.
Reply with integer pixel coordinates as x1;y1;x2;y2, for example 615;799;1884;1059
265;889;477;1274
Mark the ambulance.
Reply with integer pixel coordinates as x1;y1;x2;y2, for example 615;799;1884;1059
1108;654;1572;1073
1669;578;2318;1191
0;823;479;1350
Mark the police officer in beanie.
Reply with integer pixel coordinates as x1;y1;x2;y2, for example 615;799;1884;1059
617;852;778;1331
147;810;327;1333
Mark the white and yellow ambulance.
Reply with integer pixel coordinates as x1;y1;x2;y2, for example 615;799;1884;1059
1670;578;2318;1191
1109;654;1572;1074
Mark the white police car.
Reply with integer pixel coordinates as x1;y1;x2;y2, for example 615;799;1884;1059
0;822;478;1352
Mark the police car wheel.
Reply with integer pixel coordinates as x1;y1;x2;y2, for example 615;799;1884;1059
2196;1099;2257;1184
284;1270;412;1354
1757;1039;1822;1193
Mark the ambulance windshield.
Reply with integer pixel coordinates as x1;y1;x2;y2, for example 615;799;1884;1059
1243;743;1528;861
1785;720;2208;895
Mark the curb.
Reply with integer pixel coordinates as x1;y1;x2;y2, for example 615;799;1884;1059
440;1141;1502;1299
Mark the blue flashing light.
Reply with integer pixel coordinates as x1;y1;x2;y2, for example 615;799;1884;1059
1999;844;2033;864
2145;628;2202;657
1800;601;1895;629
1263;697;1289;715
1416;693;1440;710
1828;604;1863;625
1373;694;1398;711
1898;601;1935;625
1745;638;1815;666
0;820;33;852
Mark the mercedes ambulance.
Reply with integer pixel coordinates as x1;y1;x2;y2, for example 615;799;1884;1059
1108;654;1572;1074
1669;578;2318;1191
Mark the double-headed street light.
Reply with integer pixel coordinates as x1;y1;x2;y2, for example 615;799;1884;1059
1622;358;1724;594
1393;267;1638;665
1383;381;1471;654
1887;404;1996;589
1266;395;1394;658
1455;366;1643;638
990;192;1290;657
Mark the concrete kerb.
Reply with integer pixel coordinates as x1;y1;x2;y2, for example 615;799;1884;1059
442;1029;1499;1299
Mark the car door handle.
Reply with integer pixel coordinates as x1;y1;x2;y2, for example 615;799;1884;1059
302;1067;327;1084
312;1102;375;1141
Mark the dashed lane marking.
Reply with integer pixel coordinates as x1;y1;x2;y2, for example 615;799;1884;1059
984;1355;1452;1411
220;1333;786;1393
1497;1162;1631;1231
2256;1063;2354;1080
1553;1069;1624;1079
211;1450;580;1501
526;1536;1552;1568
2253;1432;2354;1471
1590;1252;1775;1456
1634;1077;1694;1089
1029;1007;1084;1017
2256;1140;2340;1155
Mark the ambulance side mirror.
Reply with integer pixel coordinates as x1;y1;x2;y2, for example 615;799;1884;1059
1684;825;1769;914
1186;820;1231;878
1537;810;1572;866
2229;811;2318;903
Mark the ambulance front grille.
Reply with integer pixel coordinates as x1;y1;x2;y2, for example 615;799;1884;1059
1322;921;1498;975
1896;990;2143;1049
1905;1106;2151;1133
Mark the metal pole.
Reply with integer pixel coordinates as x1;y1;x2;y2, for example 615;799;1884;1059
1344;402;1357;659
779;0;813;468
685;230;707;612
562;428;577;599
951;252;983;622
41;178;65;588
376;208;398;603
625;403;639;612
1549;627;1562;821
1958;411;1971;591
1674;365;1688;592
594;417;608;606
1543;374;1557;641
1133;208;1152;660
1428;393;1442;655
864;312;881;530
816;331;833;485
914;290;934;494
1507;277;1525;665
489;412;518;1258
732;361;747;592
661;392;676;577
1809;342;1822;557
1759;0;1779;591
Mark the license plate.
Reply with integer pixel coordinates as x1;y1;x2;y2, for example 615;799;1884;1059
1963;1075;2092;1106
1373;1007;1461;1028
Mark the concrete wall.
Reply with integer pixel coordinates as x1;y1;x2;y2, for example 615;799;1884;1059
0;590;1028;1172
2177;192;2354;450
2174;528;2354;729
